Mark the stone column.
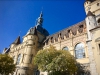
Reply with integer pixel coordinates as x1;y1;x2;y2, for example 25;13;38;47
87;40;98;75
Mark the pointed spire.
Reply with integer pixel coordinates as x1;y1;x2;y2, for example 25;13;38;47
87;11;95;17
12;36;21;44
36;11;43;26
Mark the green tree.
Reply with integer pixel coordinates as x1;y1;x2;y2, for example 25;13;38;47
33;46;77;75
0;54;16;75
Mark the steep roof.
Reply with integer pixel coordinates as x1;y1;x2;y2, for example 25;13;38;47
12;36;21;44
27;27;37;35
85;0;96;2
44;20;86;44
85;0;91;2
87;11;95;17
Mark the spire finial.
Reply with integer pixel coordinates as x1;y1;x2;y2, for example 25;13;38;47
36;10;43;26
40;11;43;17
40;7;43;17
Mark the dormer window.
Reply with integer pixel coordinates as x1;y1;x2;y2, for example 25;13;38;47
98;18;100;25
79;25;83;28
59;33;61;36
51;37;53;43
98;18;100;23
97;3;100;6
68;29;70;33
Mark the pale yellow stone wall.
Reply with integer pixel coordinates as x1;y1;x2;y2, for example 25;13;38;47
6;1;100;75
44;31;89;64
9;34;40;75
90;27;100;75
84;0;100;15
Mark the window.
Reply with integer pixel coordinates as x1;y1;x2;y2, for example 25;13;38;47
97;43;100;54
97;3;100;6
79;25;83;28
51;37;54;43
33;42;35;45
17;54;21;65
98;44;100;50
62;47;69;50
30;54;33;63
68;29;70;33
98;18;100;23
75;43;85;59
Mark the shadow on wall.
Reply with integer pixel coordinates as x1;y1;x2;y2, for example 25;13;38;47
76;63;91;75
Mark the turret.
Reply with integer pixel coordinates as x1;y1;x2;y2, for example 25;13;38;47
85;11;97;40
23;27;38;65
24;27;38;47
84;0;91;14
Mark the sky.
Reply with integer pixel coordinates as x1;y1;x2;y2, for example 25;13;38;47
0;0;86;53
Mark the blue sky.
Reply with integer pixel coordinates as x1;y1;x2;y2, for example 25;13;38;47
0;0;86;53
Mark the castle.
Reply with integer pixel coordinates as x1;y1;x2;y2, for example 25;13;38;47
3;0;100;75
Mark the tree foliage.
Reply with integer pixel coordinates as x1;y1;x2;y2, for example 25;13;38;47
33;46;77;75
0;54;16;75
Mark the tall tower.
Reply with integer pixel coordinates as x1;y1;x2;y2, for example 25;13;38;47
14;11;49;75
85;1;99;75
19;27;38;75
85;11;97;40
84;0;100;25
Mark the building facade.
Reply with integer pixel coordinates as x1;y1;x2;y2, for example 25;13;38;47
3;0;100;75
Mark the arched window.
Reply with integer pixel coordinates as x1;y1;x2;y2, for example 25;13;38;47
17;54;21;65
98;18;100;23
75;43;85;59
62;47;69;50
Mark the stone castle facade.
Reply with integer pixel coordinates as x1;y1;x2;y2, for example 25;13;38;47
3;0;100;75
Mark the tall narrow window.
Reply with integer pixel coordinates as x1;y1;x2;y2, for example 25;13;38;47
98;44;100;50
75;43;85;59
30;54;33;63
97;3;100;6
17;54;21;65
98;18;100;25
